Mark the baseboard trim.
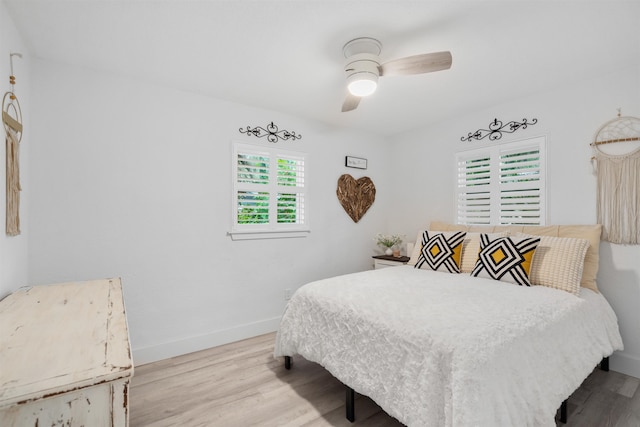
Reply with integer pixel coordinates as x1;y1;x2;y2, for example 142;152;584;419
133;316;281;365
610;351;640;379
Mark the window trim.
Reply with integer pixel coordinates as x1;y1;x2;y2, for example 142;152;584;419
229;141;310;240
454;135;547;226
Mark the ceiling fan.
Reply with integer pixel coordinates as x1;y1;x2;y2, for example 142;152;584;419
341;37;452;112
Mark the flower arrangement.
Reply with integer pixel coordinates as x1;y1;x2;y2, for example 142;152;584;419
375;233;404;248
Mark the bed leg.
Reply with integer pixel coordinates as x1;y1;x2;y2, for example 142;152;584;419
600;356;609;372
284;356;291;370
346;386;355;422
559;399;568;423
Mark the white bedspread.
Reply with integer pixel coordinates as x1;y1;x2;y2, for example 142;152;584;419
274;266;623;427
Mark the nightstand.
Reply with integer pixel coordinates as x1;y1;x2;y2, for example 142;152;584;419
372;255;410;269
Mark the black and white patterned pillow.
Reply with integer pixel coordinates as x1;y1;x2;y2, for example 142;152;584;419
471;234;540;286
414;231;466;273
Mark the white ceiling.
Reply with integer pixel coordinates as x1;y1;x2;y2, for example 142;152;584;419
4;1;640;136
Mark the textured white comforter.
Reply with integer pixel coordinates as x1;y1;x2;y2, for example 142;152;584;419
274;266;623;427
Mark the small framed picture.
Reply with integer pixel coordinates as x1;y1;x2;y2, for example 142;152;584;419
345;156;367;170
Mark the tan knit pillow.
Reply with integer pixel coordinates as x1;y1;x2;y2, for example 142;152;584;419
558;225;602;292
517;233;590;295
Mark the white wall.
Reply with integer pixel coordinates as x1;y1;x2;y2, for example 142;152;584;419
10;1;639;377
0;1;29;298
390;65;640;379
28;59;393;363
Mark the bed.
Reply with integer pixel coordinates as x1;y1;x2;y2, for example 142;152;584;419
274;223;624;426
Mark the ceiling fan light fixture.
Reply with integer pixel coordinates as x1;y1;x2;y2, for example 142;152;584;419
344;52;380;97
340;36;452;112
347;72;378;97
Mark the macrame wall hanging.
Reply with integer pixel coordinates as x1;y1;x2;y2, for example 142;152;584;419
2;52;23;236
591;109;640;244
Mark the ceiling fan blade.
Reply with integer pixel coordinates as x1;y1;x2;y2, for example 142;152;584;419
341;93;361;112
380;51;452;77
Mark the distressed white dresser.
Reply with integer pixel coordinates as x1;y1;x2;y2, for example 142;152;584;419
0;278;133;426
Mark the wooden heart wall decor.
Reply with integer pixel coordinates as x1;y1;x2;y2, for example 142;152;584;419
336;174;376;223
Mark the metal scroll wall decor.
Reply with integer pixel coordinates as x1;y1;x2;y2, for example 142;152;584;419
238;121;302;143
461;117;538;142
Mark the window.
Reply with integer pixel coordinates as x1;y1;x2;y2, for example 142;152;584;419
230;142;308;240
455;136;546;226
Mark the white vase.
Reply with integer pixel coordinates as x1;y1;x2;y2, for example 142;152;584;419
385;247;393;256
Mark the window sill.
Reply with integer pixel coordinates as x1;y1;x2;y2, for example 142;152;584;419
228;229;310;241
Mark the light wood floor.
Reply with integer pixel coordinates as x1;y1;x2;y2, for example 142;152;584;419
130;332;640;426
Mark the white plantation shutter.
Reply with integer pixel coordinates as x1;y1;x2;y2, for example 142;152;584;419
276;155;305;224
236;152;270;224
232;142;309;239
499;146;543;225
457;153;492;225
456;136;546;226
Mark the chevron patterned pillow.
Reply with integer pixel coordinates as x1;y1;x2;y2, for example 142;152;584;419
471;234;540;286
414;230;466;273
